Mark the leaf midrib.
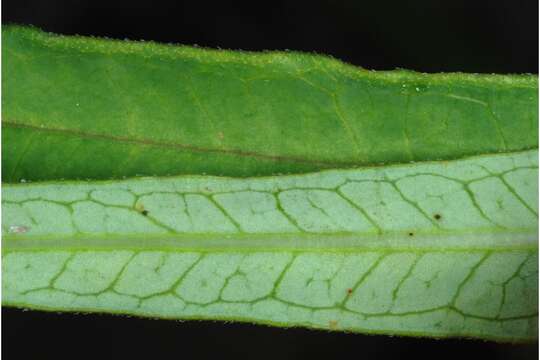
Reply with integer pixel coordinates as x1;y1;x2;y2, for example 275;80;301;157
5;120;539;173
3;120;353;167
4;229;537;252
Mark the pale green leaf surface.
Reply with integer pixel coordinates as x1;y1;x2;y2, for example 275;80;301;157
3;150;538;341
2;26;538;342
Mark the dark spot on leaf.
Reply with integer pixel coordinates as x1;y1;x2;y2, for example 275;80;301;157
434;214;442;220
408;232;414;236
347;288;353;295
141;210;149;216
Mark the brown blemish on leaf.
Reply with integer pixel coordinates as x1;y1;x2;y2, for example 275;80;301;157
135;202;148;216
434;214;442;220
329;320;339;330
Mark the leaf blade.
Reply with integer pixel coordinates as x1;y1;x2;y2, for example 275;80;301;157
3;249;537;341
3;150;538;340
2;25;538;181
2;26;538;341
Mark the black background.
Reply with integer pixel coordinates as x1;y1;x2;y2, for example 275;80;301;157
2;1;539;359
2;0;539;74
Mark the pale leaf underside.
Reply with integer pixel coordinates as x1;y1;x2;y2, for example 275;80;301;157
3;149;538;341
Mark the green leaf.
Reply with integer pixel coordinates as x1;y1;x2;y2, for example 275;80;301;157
2;26;538;341
2;25;537;182
3;150;538;341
